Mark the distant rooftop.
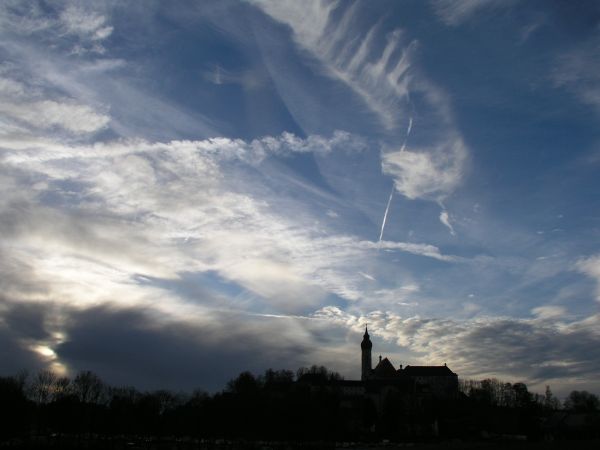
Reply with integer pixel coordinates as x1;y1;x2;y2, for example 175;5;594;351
403;365;456;376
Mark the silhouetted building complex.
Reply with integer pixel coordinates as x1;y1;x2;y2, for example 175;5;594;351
360;326;458;398
306;326;459;420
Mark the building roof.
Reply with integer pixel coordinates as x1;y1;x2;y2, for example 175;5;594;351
402;365;456;376
373;357;398;378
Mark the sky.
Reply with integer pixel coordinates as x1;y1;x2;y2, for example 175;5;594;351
1;0;599;397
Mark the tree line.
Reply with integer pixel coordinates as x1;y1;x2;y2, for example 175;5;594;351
458;377;599;412
1;366;599;444
1;366;350;442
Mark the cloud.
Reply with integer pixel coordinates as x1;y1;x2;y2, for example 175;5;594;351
1;128;456;329
381;136;467;201
0;99;110;134
439;209;456;235
0;32;111;137
519;18;545;43
250;1;470;204
314;306;600;395
575;255;600;302
531;305;566;320
0;76;26;97
59;5;113;42
0;125;472;387
0;300;332;391
249;0;414;131
0;4;216;141
55;305;320;391
0;2;112;55
0;2;113;54
430;0;517;26
361;240;459;262
0;130;361;166
553;34;600;116
0;300;60;375
202;64;266;90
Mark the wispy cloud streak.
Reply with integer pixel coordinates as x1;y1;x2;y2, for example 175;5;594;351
249;0;413;130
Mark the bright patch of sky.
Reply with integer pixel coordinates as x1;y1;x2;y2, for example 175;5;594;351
1;0;599;396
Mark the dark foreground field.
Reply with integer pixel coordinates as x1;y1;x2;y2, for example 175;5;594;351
2;436;600;450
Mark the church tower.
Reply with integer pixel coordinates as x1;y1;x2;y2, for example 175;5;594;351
361;325;372;380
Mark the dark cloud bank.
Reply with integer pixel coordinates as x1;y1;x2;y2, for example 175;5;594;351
0;300;317;392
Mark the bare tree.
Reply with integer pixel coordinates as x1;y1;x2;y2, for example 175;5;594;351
512;382;532;408
544;385;560;410
564;390;600;412
53;376;71;400
296;365;343;382
226;371;260;394
72;370;105;404
29;369;57;404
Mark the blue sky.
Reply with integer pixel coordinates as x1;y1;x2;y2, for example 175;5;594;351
1;0;599;397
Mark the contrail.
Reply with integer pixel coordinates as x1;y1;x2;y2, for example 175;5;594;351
378;184;394;243
398;116;413;153
378;116;413;244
